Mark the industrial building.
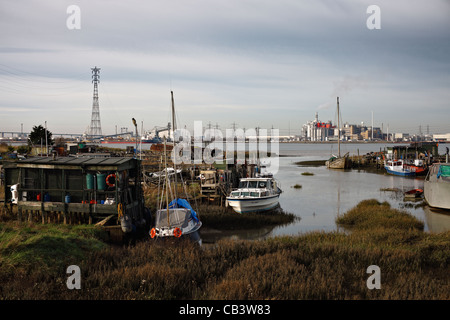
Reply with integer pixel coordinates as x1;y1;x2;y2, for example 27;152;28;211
301;112;335;141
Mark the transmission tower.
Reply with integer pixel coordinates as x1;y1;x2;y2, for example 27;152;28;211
89;66;102;137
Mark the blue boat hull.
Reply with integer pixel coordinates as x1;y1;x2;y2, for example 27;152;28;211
385;167;416;177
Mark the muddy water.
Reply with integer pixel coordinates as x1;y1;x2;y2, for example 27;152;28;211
201;142;450;242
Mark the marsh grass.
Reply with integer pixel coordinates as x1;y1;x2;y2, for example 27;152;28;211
336;199;424;231
294;160;326;167
0;199;448;300
379;188;401;192
198;204;296;230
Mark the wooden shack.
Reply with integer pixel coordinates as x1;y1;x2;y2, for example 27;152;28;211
2;157;147;232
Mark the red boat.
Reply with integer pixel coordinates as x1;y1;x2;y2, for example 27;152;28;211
404;188;424;199
404;159;428;175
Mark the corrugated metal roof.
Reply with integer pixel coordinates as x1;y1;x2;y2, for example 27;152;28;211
18;156;136;166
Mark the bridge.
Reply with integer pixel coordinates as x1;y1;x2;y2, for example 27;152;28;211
0;131;135;140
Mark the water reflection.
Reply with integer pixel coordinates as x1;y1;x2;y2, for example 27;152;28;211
271;155;450;235
423;206;450;233
200;226;276;243
203;143;450;241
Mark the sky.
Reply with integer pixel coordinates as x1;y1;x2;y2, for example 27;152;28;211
0;0;449;137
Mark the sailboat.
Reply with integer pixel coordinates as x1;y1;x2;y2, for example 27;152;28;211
149;92;202;244
326;97;351;169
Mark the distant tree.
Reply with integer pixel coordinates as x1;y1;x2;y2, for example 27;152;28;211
28;125;54;146
17;145;29;154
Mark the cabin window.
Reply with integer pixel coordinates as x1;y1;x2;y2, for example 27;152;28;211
241;192;250;197
231;191;240;197
248;181;258;188
257;181;266;188
250;192;259;197
238;181;247;188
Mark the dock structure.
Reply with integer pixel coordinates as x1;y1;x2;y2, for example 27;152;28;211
2;157;147;234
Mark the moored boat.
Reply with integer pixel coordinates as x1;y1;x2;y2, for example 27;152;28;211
149;91;202;244
404;188;423;199
226;177;282;214
326;152;351;169
424;163;450;210
326;97;352;170
404;159;428;175
150;199;202;243
384;159;416;177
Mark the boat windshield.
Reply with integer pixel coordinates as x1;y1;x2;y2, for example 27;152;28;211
238;181;247;188
248;181;258;188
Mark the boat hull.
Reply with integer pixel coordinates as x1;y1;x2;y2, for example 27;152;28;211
384;159;417;177
326;152;351;169
152;208;202;243
385;167;416;177
424;164;450;210
404;189;423;199
226;194;280;214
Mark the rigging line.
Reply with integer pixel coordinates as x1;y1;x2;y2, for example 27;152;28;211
0;69;87;84
0;76;88;91
0;64;87;83
0;85;86;97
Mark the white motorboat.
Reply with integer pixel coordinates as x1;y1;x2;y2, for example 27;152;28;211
384;159;416;177
226;177;282;214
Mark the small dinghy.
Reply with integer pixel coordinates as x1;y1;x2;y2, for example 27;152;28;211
404;188;424;199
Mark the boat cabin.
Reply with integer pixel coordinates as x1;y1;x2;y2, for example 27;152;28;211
229;177;279;198
238;178;273;189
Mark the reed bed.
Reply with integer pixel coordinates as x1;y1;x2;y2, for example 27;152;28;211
0;200;448;300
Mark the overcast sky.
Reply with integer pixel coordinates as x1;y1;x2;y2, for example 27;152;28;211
1;0;449;136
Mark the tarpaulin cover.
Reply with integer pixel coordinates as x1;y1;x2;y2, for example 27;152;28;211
437;165;450;178
168;198;200;223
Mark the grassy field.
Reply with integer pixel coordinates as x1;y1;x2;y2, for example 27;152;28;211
0;199;448;300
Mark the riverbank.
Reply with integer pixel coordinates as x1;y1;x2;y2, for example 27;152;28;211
0;199;448;300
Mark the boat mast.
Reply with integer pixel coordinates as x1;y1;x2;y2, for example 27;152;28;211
337;96;340;157
163;137;170;226
171;90;178;202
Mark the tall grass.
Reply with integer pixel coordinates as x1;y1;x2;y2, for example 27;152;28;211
336;199;424;231
0;199;448;300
